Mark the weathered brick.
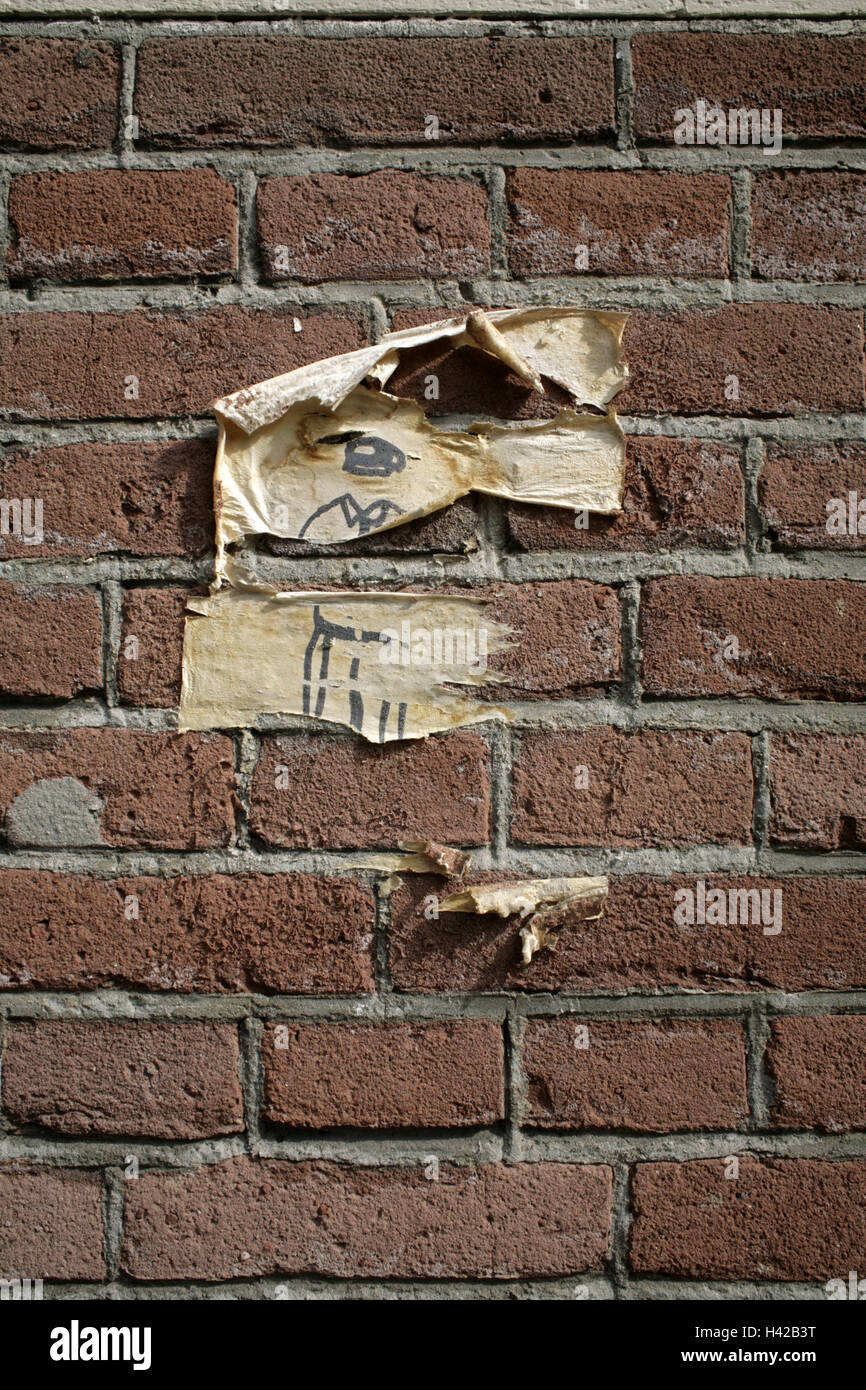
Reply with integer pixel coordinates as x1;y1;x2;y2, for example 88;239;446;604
0;1165;106;1281
121;1156;612;1280
0;308;364;420
389;875;866;996
0;871;374;995
630;1158;866;1280
760;441;866;551
632;34;866;141
0;730;235;850
8;170;237;283
262;1020;504;1129
386;332;571;420
3;1021;243;1139
512;729;754;847
523;1018;748;1132
118;587;190;708
767;1016;866;1133
484;581;620;698
506;437;744;552
258;172;489;282
136;37;614;147
641;578;866;701
0;583;102;699
249;731;490;849
752;172;866;283
266;497;480;558
0;38;120;149
770;734;866;851
621;306;864;416
506;169;731;277
0;439;214;559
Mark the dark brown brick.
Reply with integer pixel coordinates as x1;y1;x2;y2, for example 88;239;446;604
0;871;374;995
630;1157;866;1280
118;588;190;709
0;38;120;150
760;442;866;551
0;583;102;699
121;1156;612;1280
3;1021;243;1139
770;734;866;851
258;172;489;282
523;1018;748;1132
632;34;866;141
266;497;480;558
767;1016;866;1132
641;578;866;701
483;581;620;698
249;731;490;849
136;37;614;147
0;1165;106;1281
262;1020;504;1129
512;730;754;848
8;170;237;282
507;169;731;277
752;172;866;283
386;337;571;421
0;730;235;850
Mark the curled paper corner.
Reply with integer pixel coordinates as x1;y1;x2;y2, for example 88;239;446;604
347;840;473;888
439;875;609;965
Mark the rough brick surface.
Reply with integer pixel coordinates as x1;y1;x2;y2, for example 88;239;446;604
0;439;214;559
8;170;237;282
483;581;621;697
767;1016;866;1133
136;37;614;146
3;1021;244;1139
0;38;120;149
0;1165;106;1281
0;584;102;699
512;729;754;847
760;442;866;551
0;872;374;995
249;731;490;849
0;308;364;420
266;497;480;558
386;335;570;421
632;34;866;141
523;1018;748;1133
258;173;489;282
507;170;731;277
389;875;866;995
118;587;191;708
641;578;866;700
0;730;235;850
752;173;866;283
121;1156;612;1280
770;735;866;851
630;1158;866;1279
262;1020;504;1129
506;437;745;552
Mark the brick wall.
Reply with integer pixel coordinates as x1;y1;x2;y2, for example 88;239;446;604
0;10;864;1300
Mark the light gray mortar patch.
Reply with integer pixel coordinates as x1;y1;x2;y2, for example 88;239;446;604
4;776;106;847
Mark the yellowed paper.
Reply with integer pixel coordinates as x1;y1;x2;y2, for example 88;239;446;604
349;841;473;878
439;875;609;964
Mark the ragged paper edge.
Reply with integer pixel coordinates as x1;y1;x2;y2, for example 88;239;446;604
348;841;473;883
439;875;609;964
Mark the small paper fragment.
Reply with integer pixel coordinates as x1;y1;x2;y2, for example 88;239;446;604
347;840;472;880
439;875;608;965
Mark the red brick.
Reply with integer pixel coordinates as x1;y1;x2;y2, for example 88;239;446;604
258;172;489;282
118;588;190;708
760;441;866;551
767;1016;866;1133
752;172;866;283
523;1018;748;1133
0;583;102;699
507;437;744;552
507;170;731;277
267;497;480;558
641;578;866;701
621;306;864;416
386;334;571;420
8;170;237;283
630;1157;866;1280
389;874;866;996
0;308;364;420
484;581;620;698
0;439;214;559
0;730;235;850
770;734;866;851
512;729;754;848
136;37;614;146
121;1156;612;1280
632;34;866;141
0;1165;106;1281
262;1020;504;1129
0;38;120;150
0;871;374;994
3;1021;243;1139
249;730;490;849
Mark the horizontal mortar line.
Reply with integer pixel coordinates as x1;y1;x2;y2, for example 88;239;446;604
0;559;213;585
21;1275;617;1299
521;1131;866;1162
620;1278;832;1301
499;552;866;581
0;418;217;442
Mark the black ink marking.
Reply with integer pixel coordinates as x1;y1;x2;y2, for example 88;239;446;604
298;492;405;540
342;434;407;478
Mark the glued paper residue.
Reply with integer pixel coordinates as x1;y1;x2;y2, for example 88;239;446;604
439;875;609;963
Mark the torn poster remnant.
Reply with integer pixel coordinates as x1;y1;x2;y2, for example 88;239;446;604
439;875;608;963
